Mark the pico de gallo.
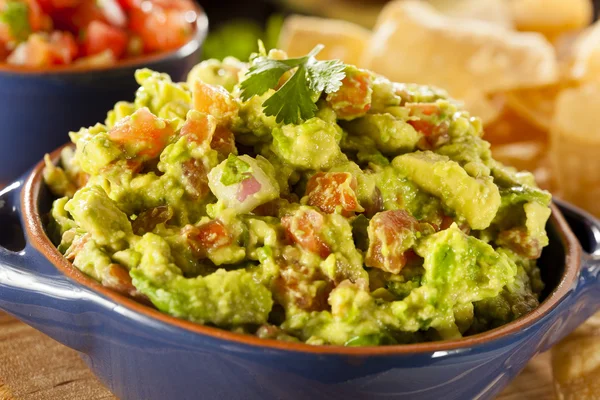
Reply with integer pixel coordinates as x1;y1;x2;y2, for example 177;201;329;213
0;0;198;67
43;46;552;346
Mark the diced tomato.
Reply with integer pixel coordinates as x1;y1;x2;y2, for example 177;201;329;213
37;0;83;13
128;1;194;53
0;43;8;61
35;0;53;13
131;205;173;235
0;24;9;46
192;80;238;125
407;103;451;149
326;68;372;120
64;232;90;261
305;172;364;217
439;215;454;231
408;103;439;117
365;210;419;274
184;220;232;258
48;31;77;64
497;227;542;259
116;0;140;11
102;264;137;296
7;34;51;66
52;0;106;32
24;0;50;31
431;214;470;234
408;103;440;136
81;20;127;58
179;111;216;145
108;108;173;160
281;208;331;259
272;260;332;311
152;0;195;10
210;126;237;158
252;200;281;217
181;158;210;200
8;31;78;66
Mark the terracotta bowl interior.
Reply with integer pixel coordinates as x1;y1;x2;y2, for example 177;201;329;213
13;146;583;355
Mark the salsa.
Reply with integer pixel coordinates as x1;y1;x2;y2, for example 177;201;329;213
43;47;552;346
0;0;197;67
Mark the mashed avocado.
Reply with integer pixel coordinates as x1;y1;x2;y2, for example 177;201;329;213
43;48;551;346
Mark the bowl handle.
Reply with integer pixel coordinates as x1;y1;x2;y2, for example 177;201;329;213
0;180;99;352
539;200;600;351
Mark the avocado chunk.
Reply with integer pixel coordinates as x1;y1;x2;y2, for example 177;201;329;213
407;224;517;338
393;151;501;230
344;113;420;156
271;117;344;170
65;186;132;251
131;233;273;326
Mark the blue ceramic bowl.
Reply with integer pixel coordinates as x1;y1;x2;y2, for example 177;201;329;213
0;150;599;400
0;8;208;184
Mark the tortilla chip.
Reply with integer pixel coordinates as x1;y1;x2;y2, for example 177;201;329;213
556;21;600;83
279;0;382;29
491;141;546;171
505;83;566;131
552;313;600;400
510;0;593;41
551;82;600;217
427;0;513;29
361;1;558;124
278;15;371;66
468;92;505;125
485;105;553;189
491;140;553;191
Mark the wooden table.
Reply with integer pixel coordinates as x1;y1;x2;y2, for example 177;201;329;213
0;311;555;400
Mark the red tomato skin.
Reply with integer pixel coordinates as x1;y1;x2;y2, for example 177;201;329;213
281;209;331;259
49;31;78;64
51;1;106;33
365;210;419;274
129;1;193;53
305;172;363;217
108;108;173;160
82;20;127;58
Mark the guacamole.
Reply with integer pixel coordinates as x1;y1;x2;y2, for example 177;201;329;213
43;47;552;346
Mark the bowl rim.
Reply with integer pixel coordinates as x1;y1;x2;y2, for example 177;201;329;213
21;144;583;355
0;3;208;76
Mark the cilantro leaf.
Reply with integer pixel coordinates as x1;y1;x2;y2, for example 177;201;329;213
221;154;253;186
240;54;311;101
0;1;31;43
239;58;295;101
239;44;346;125
262;64;318;125
307;59;346;94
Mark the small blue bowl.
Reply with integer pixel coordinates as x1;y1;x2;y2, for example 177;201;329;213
0;149;599;400
0;7;208;184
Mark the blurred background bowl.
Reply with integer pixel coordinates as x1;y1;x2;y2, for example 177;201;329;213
0;5;208;184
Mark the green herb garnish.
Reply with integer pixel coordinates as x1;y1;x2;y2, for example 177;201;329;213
0;1;31;43
240;44;346;125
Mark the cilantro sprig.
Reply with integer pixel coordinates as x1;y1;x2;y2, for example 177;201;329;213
0;1;31;43
240;44;346;125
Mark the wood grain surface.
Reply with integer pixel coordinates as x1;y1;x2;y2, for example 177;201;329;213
0;311;555;400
